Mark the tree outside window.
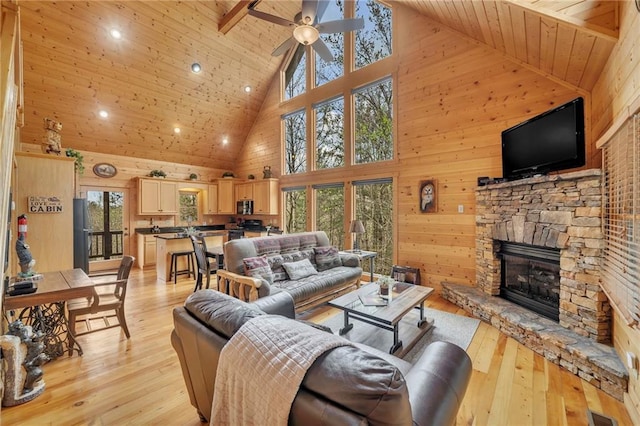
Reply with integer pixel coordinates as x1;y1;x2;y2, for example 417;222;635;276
315;0;344;87
284;45;305;100
355;0;392;70
284;110;307;175
179;191;198;224
354;179;393;275
284;188;307;233
354;77;393;164
315;185;345;248
315;97;344;169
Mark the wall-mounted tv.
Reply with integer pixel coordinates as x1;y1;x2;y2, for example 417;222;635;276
502;97;585;181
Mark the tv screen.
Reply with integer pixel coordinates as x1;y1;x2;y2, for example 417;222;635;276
502;97;585;180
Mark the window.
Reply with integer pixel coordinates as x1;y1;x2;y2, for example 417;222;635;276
601;112;640;326
314;184;345;248
284;109;307;175
283;187;307;233
355;0;392;70
353;77;393;164
284;45;306;100
315;0;344;87
179;191;198;224
354;178;393;275
314;97;344;169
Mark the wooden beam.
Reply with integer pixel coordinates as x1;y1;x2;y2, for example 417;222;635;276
218;0;261;35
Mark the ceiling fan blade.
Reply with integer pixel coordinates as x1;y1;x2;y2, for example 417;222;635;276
272;37;297;57
247;9;296;27
315;0;329;23
312;38;334;62
317;18;364;34
301;0;319;24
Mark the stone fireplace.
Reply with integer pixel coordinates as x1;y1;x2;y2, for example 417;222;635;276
442;169;627;401
475;169;611;342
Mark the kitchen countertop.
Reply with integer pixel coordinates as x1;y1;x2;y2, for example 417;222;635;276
135;225;225;235
154;231;228;240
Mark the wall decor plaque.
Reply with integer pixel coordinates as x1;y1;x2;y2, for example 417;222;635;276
93;163;117;178
28;196;63;213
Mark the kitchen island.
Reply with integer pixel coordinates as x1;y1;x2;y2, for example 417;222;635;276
155;232;227;283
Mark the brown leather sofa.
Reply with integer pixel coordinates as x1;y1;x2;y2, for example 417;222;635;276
171;290;473;425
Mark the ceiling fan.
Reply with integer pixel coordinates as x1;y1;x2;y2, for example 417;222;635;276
248;0;364;62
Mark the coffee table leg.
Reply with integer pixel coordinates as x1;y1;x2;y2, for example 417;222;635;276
338;311;353;335
389;324;402;354
417;302;427;327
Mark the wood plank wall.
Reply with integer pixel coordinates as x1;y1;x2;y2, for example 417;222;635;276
235;4;589;290
591;2;640;423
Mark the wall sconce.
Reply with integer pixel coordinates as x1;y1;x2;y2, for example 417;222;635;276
349;219;365;253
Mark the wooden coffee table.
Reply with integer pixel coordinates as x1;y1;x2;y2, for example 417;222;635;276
328;282;434;356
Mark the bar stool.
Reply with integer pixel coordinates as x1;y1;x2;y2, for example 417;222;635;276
169;250;195;284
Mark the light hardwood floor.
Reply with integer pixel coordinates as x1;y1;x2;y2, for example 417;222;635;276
2;268;633;425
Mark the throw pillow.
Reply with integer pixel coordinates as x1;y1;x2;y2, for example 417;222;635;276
282;258;318;281
243;255;274;284
314;246;342;271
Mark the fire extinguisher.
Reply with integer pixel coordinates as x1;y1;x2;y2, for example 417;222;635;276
17;214;27;239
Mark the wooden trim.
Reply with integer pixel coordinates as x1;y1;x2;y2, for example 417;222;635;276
217;0;258;35
596;92;640;149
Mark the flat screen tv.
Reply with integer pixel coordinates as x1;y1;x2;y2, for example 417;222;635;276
502;97;585;181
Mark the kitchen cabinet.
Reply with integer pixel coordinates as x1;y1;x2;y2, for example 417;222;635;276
138;178;178;215
137;234;159;268
217;179;235;214
205;184;218;214
235;182;253;201
253;179;279;215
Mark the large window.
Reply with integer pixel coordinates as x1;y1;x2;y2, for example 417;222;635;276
315;97;344;169
354;77;393;164
179;191;198;224
355;0;392;69
315;0;344;87
284;46;305;100
354;179;393;275
284;110;307;175
284;187;307;233
314;184;345;248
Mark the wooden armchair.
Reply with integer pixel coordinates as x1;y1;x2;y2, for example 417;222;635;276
67;255;135;350
215;269;262;302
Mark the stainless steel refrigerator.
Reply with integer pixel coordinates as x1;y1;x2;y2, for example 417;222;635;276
73;198;90;273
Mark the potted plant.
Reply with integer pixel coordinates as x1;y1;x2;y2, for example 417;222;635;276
149;169;166;178
377;276;395;297
222;171;235;178
65;148;84;174
189;173;198;181
248;174;255;180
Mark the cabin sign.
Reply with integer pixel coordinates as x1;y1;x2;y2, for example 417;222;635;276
29;196;63;213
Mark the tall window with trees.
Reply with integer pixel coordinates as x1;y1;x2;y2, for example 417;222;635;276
281;0;394;273
179;191;198;224
314;184;345;248
87;190;124;261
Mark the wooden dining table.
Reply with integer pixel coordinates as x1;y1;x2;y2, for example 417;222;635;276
4;269;95;360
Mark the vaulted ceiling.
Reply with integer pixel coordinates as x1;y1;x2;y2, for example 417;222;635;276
17;1;618;169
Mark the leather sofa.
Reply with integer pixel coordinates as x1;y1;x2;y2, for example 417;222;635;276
216;231;363;312
171;290;473;425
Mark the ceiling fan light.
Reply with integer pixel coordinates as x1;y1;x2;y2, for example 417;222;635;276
293;25;319;45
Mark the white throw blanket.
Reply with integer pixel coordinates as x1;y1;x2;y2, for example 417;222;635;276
210;315;350;425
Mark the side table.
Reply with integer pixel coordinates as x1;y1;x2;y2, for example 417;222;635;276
340;249;377;283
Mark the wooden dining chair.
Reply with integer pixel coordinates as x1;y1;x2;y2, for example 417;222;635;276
67;255;135;352
190;235;216;292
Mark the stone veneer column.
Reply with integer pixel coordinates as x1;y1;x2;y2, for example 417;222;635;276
475;169;611;342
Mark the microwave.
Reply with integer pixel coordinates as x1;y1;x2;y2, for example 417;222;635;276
237;200;253;215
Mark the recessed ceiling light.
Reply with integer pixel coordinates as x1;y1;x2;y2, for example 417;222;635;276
244;86;251;93
174;127;181;134
110;29;122;40
222;137;228;145
98;110;109;118
191;63;201;73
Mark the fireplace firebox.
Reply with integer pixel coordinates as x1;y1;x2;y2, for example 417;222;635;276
498;242;560;322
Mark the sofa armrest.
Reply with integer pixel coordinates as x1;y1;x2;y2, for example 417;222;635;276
404;341;472;426
251;290;295;318
339;253;361;268
216;269;269;302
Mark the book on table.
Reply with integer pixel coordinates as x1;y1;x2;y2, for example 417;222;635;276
358;292;387;306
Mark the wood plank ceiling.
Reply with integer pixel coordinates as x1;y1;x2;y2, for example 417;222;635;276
17;0;618;169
